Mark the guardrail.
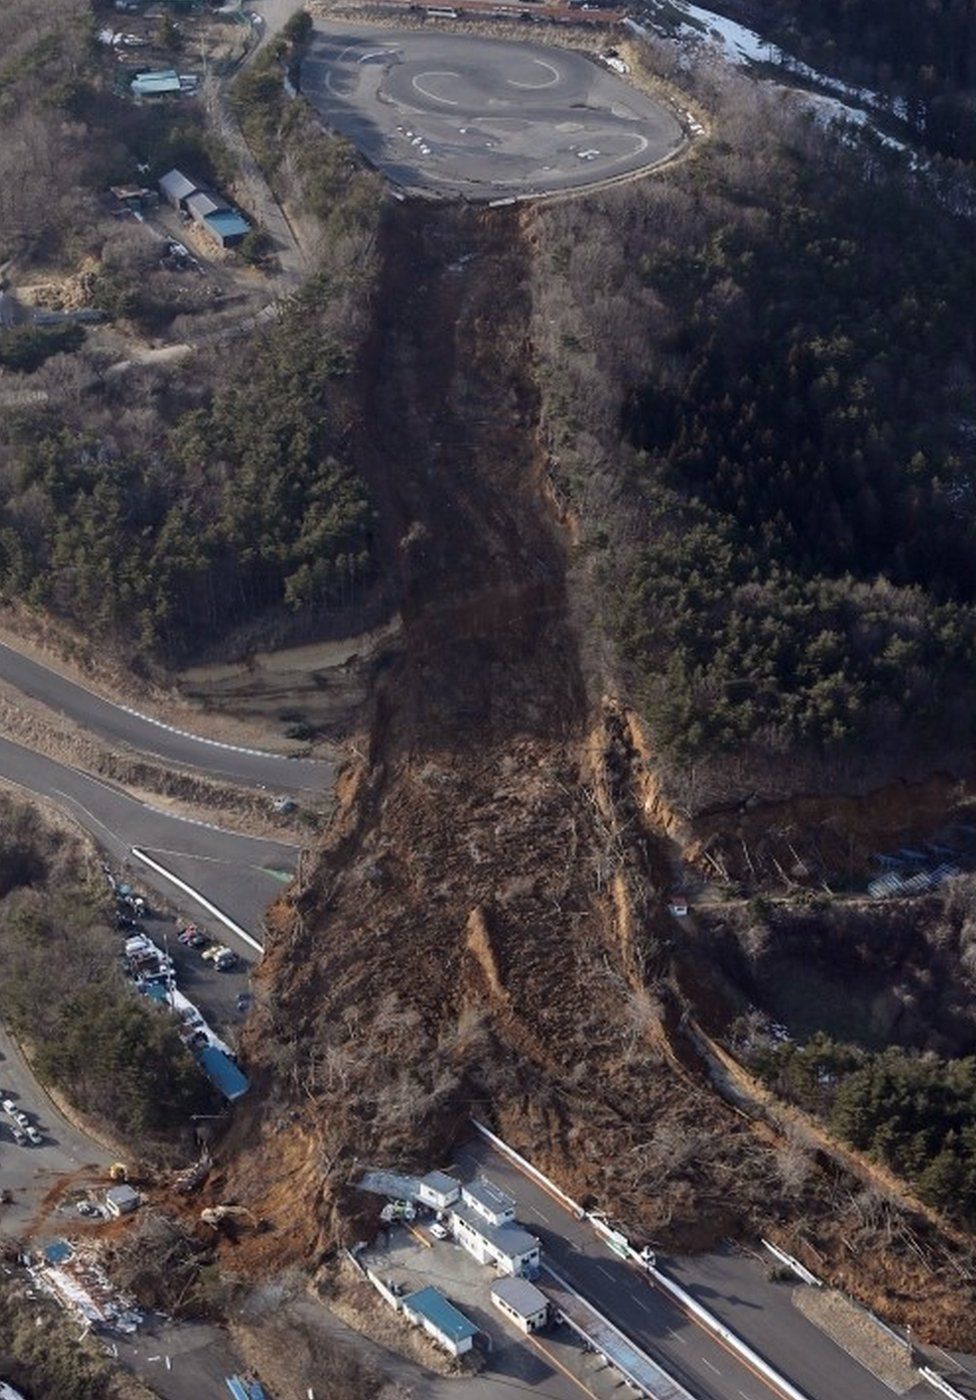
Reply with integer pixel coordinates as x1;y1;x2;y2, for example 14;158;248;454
761;1239;823;1288
471;1118;812;1400
131;846;264;954
919;1367;969;1400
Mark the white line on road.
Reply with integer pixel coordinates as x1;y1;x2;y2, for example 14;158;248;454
131;846;265;954
507;57;560;89
702;1358;722;1376
668;1329;688;1346
412;71;461;105
595;1264;616;1283
52;788;122;847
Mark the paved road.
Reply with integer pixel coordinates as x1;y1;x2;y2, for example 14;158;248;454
454;1140;906;1400
0;640;330;792
303;23;685;200
0;735;297;949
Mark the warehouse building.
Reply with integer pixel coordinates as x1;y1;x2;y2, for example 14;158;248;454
401;1286;478;1357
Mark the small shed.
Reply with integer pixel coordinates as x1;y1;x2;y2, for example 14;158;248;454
491;1276;549;1334
417;1170;461;1211
203;210;251;248
186;190;224;223
132;69;181;98
105;1184;141;1217
401;1286;478;1357
159;168;198;210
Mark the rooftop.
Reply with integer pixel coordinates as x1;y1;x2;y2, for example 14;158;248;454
421;1169;461;1195
132;70;181;95
204;210;251;238
186;190;223;220
463;1175;515;1217
452;1202;540;1259
403;1286;478;1343
491;1275;549;1317
158;168;197;201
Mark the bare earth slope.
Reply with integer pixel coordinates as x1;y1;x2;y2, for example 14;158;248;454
214;205;976;1343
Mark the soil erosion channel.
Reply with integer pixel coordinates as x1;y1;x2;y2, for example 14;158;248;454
228;205;762;1274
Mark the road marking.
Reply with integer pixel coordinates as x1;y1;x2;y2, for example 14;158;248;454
0;640;326;771
412;71;461;105
508;58;560;89
131;847;264;954
531;1205;552;1224
668;1329;688;1346
702;1358;722;1376
527;1333;599;1399
51;788;121;847
406;1223;431;1249
595;1264;616;1283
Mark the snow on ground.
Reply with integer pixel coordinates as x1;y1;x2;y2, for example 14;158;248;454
639;0;915;154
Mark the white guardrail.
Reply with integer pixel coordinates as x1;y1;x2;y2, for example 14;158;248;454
471;1119;813;1400
919;1368;969;1400
761;1239;823;1288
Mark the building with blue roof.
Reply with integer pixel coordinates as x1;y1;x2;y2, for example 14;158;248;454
401;1286;478;1357
204;209;251;248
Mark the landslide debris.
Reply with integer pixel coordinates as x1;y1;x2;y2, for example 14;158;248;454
214;203;976;1344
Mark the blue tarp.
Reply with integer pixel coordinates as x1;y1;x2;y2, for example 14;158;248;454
200;1045;249;1101
44;1239;73;1265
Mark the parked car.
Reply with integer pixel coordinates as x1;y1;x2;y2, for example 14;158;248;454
178;924;200;944
236;992;252;1012
11;1127;27;1147
13;1111;30;1129
26;1126;42;1146
214;950;237;972
429;1222;449;1240
1;1098;16;1114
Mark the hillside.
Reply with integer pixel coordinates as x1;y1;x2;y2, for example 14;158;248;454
216;63;976;1341
4;0;976;1369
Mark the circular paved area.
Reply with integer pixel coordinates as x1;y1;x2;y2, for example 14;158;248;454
302;23;685;199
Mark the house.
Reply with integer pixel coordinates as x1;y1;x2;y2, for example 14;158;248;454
159;168;198;210
104;1184;140;1217
401;1286;478;1357
416;1170;461;1212
131;69;181;98
491;1276;549;1334
450;1202;540;1276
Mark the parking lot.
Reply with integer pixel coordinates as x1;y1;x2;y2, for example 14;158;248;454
363;1223;626;1398
302;21;685;199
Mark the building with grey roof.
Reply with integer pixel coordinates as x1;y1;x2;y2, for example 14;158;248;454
158;168;198;209
186;190;224;223
449;1201;540;1276
491;1276;549;1333
461;1176;516;1227
417;1170;461;1211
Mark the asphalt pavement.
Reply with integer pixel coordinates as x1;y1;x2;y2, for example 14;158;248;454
302;23;685;199
0;735;298;950
0;640;331;792
454;1139;908;1400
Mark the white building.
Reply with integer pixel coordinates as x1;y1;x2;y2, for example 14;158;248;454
450;1179;540;1277
416;1170;461;1212
461;1176;516;1227
491;1276;549;1334
401;1286;478;1357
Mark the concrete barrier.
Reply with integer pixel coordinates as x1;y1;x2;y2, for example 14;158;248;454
919;1368;969;1400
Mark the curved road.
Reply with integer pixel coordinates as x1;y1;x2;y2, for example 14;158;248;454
0;641;331;792
0;735;297;947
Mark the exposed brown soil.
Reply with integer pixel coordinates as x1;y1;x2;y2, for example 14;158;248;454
200;202;976;1345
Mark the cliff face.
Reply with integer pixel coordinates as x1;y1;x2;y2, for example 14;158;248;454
214;203;976;1345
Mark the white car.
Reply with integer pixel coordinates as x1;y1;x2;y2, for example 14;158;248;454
1;1098;16;1115
26;1126;42;1146
11;1127;27;1147
13;1111;29;1129
429;1222;449;1241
